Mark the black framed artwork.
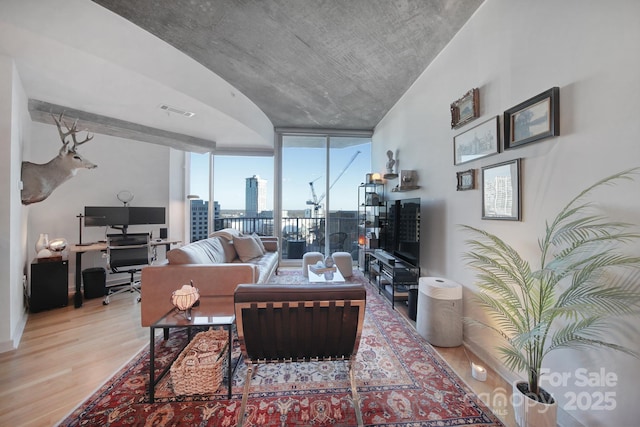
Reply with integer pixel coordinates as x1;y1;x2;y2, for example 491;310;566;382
504;87;559;149
482;158;521;221
453;116;500;165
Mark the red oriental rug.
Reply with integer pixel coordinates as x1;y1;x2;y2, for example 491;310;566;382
59;270;504;426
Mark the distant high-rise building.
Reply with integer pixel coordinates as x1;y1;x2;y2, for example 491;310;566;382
189;200;222;242
245;175;267;217
190;199;209;242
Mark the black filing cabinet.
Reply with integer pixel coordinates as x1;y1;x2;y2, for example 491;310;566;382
30;259;69;312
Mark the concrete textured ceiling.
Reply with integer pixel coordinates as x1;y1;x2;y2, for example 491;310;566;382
1;0;482;152
92;0;483;131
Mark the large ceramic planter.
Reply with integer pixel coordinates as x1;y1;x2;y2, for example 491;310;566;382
512;381;557;427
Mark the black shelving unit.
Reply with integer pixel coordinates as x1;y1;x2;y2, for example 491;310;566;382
368;250;419;311
357;182;385;271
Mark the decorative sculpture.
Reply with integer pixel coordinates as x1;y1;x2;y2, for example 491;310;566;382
21;113;97;205
385;150;395;174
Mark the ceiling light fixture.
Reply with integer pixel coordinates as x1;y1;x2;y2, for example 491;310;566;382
159;104;195;118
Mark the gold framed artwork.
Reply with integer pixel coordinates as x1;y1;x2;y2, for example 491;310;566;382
450;88;479;129
456;169;475;191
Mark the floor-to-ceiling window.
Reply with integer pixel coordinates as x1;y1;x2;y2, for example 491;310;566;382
188;151;275;242
187;133;370;260
212;154;274;235
279;130;372;262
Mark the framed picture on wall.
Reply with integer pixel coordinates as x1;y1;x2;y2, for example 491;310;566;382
453;116;500;165
504;87;559;149
450;88;479;129
456;169;475;191
482;158;521;220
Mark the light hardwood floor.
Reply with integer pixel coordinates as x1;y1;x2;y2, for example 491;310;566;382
0;283;515;427
0;292;149;427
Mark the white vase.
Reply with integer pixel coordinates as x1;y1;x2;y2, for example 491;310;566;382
35;233;49;254
512;381;557;427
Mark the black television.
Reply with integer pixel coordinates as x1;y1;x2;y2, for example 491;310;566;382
384;198;420;267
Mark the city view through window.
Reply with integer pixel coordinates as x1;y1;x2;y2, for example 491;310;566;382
189;136;372;260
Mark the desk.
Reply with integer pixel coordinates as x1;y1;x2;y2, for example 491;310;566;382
69;238;181;308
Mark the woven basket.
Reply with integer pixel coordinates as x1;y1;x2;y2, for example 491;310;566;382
170;328;228;395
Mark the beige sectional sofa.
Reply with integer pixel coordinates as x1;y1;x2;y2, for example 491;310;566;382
140;228;278;327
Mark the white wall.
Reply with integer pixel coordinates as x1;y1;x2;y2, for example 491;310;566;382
0;55;30;352
25;125;179;288
0;57;188;352
373;1;640;426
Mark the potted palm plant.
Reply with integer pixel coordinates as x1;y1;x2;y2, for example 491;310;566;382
461;168;640;427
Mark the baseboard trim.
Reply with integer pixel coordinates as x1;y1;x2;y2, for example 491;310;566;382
0;308;28;353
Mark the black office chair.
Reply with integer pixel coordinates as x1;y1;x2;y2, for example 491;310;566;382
104;233;151;305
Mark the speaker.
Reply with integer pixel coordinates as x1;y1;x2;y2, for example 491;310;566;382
159;227;168;239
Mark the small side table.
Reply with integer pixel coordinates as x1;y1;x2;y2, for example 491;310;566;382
149;304;235;402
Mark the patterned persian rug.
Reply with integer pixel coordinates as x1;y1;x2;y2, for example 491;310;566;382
59;269;504;426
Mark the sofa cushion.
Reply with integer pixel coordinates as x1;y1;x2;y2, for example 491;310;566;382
251;232;267;253
233;235;264;262
209;228;242;240
167;237;227;265
219;238;238;263
207;228;241;262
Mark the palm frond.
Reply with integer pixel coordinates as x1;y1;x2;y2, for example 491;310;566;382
464;318;513;342
497;345;530;373
546;317;640;358
460;168;640;393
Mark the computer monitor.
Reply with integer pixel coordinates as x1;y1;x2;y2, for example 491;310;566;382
128;207;166;225
84;206;166;234
84;206;129;227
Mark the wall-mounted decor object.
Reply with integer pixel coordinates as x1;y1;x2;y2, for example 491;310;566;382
392;170;420;192
504;87;559;149
453;116;500;165
384;150;398;179
482;158;521;221
21;113;97;205
450;88;479;129
456;169;475;191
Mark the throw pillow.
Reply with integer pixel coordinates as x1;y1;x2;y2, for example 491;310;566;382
251;232;267;254
233;235;264;262
209;228;242;240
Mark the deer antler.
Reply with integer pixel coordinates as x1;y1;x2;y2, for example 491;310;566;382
52;113;93;151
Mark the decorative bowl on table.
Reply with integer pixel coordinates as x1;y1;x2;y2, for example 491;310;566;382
171;281;200;320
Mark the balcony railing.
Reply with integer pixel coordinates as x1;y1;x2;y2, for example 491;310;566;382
212;215;358;260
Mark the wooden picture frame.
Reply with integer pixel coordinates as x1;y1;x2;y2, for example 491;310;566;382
450;88;479;129
456;169;475;191
453;116;500;165
482;159;521;221
504;87;559;149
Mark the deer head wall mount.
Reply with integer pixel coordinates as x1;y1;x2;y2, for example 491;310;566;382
21;113;97;205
